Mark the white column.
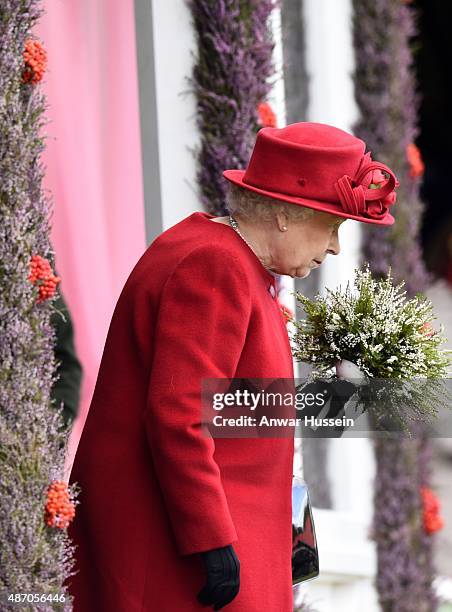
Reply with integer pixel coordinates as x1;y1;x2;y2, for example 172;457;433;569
135;0;201;243
303;0;362;294
269;6;299;375
269;7;304;478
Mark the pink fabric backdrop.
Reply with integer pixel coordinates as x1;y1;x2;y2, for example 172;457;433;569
36;1;146;479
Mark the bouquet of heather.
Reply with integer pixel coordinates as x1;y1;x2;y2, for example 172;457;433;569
291;265;452;433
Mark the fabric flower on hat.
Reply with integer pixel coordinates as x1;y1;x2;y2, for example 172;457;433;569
367;168;386;186
362;164;398;220
334;152;399;221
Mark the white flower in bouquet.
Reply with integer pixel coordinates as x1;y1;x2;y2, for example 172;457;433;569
289;265;452;432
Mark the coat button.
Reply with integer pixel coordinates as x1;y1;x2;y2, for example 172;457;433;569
268;284;276;298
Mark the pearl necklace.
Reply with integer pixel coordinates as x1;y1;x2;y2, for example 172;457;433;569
228;215;276;276
228;215;258;254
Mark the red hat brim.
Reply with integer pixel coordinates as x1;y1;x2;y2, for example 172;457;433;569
223;169;395;226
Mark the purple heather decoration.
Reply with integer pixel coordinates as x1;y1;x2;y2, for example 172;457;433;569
352;0;431;295
0;1;77;610
186;0;279;215
352;1;438;610
370;430;439;612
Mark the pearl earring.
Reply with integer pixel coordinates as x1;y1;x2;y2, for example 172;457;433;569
282;226;287;231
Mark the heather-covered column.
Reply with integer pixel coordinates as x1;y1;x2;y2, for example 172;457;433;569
371;434;438;612
187;0;278;215
352;1;438;610
352;0;430;294
0;1;76;608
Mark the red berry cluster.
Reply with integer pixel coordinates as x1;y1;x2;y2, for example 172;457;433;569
28;255;61;303
44;480;76;529
257;102;277;128
420;486;444;535
22;39;47;84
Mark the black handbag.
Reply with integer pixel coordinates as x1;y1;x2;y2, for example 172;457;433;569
292;475;320;586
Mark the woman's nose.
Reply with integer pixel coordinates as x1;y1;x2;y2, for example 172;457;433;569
327;234;341;256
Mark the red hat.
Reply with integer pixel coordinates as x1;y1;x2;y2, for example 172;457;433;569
222;122;399;226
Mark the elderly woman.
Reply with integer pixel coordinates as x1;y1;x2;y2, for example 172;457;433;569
66;122;398;611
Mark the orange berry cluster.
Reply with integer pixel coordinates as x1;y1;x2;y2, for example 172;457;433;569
22;39;47;84
257;101;277;128
420;486;444;535
28;255;61;303
44;480;76;529
406;142;424;178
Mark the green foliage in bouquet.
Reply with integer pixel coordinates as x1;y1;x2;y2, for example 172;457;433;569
291;265;452;432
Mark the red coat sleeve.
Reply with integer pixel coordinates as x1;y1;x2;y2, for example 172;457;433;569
145;245;252;556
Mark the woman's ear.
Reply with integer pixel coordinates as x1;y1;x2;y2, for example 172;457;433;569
275;209;289;232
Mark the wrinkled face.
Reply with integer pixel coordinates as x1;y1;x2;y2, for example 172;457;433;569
270;210;347;278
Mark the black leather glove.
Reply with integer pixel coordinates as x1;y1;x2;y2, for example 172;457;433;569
197;544;240;610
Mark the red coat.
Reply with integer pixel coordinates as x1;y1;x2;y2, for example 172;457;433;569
66;211;295;611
